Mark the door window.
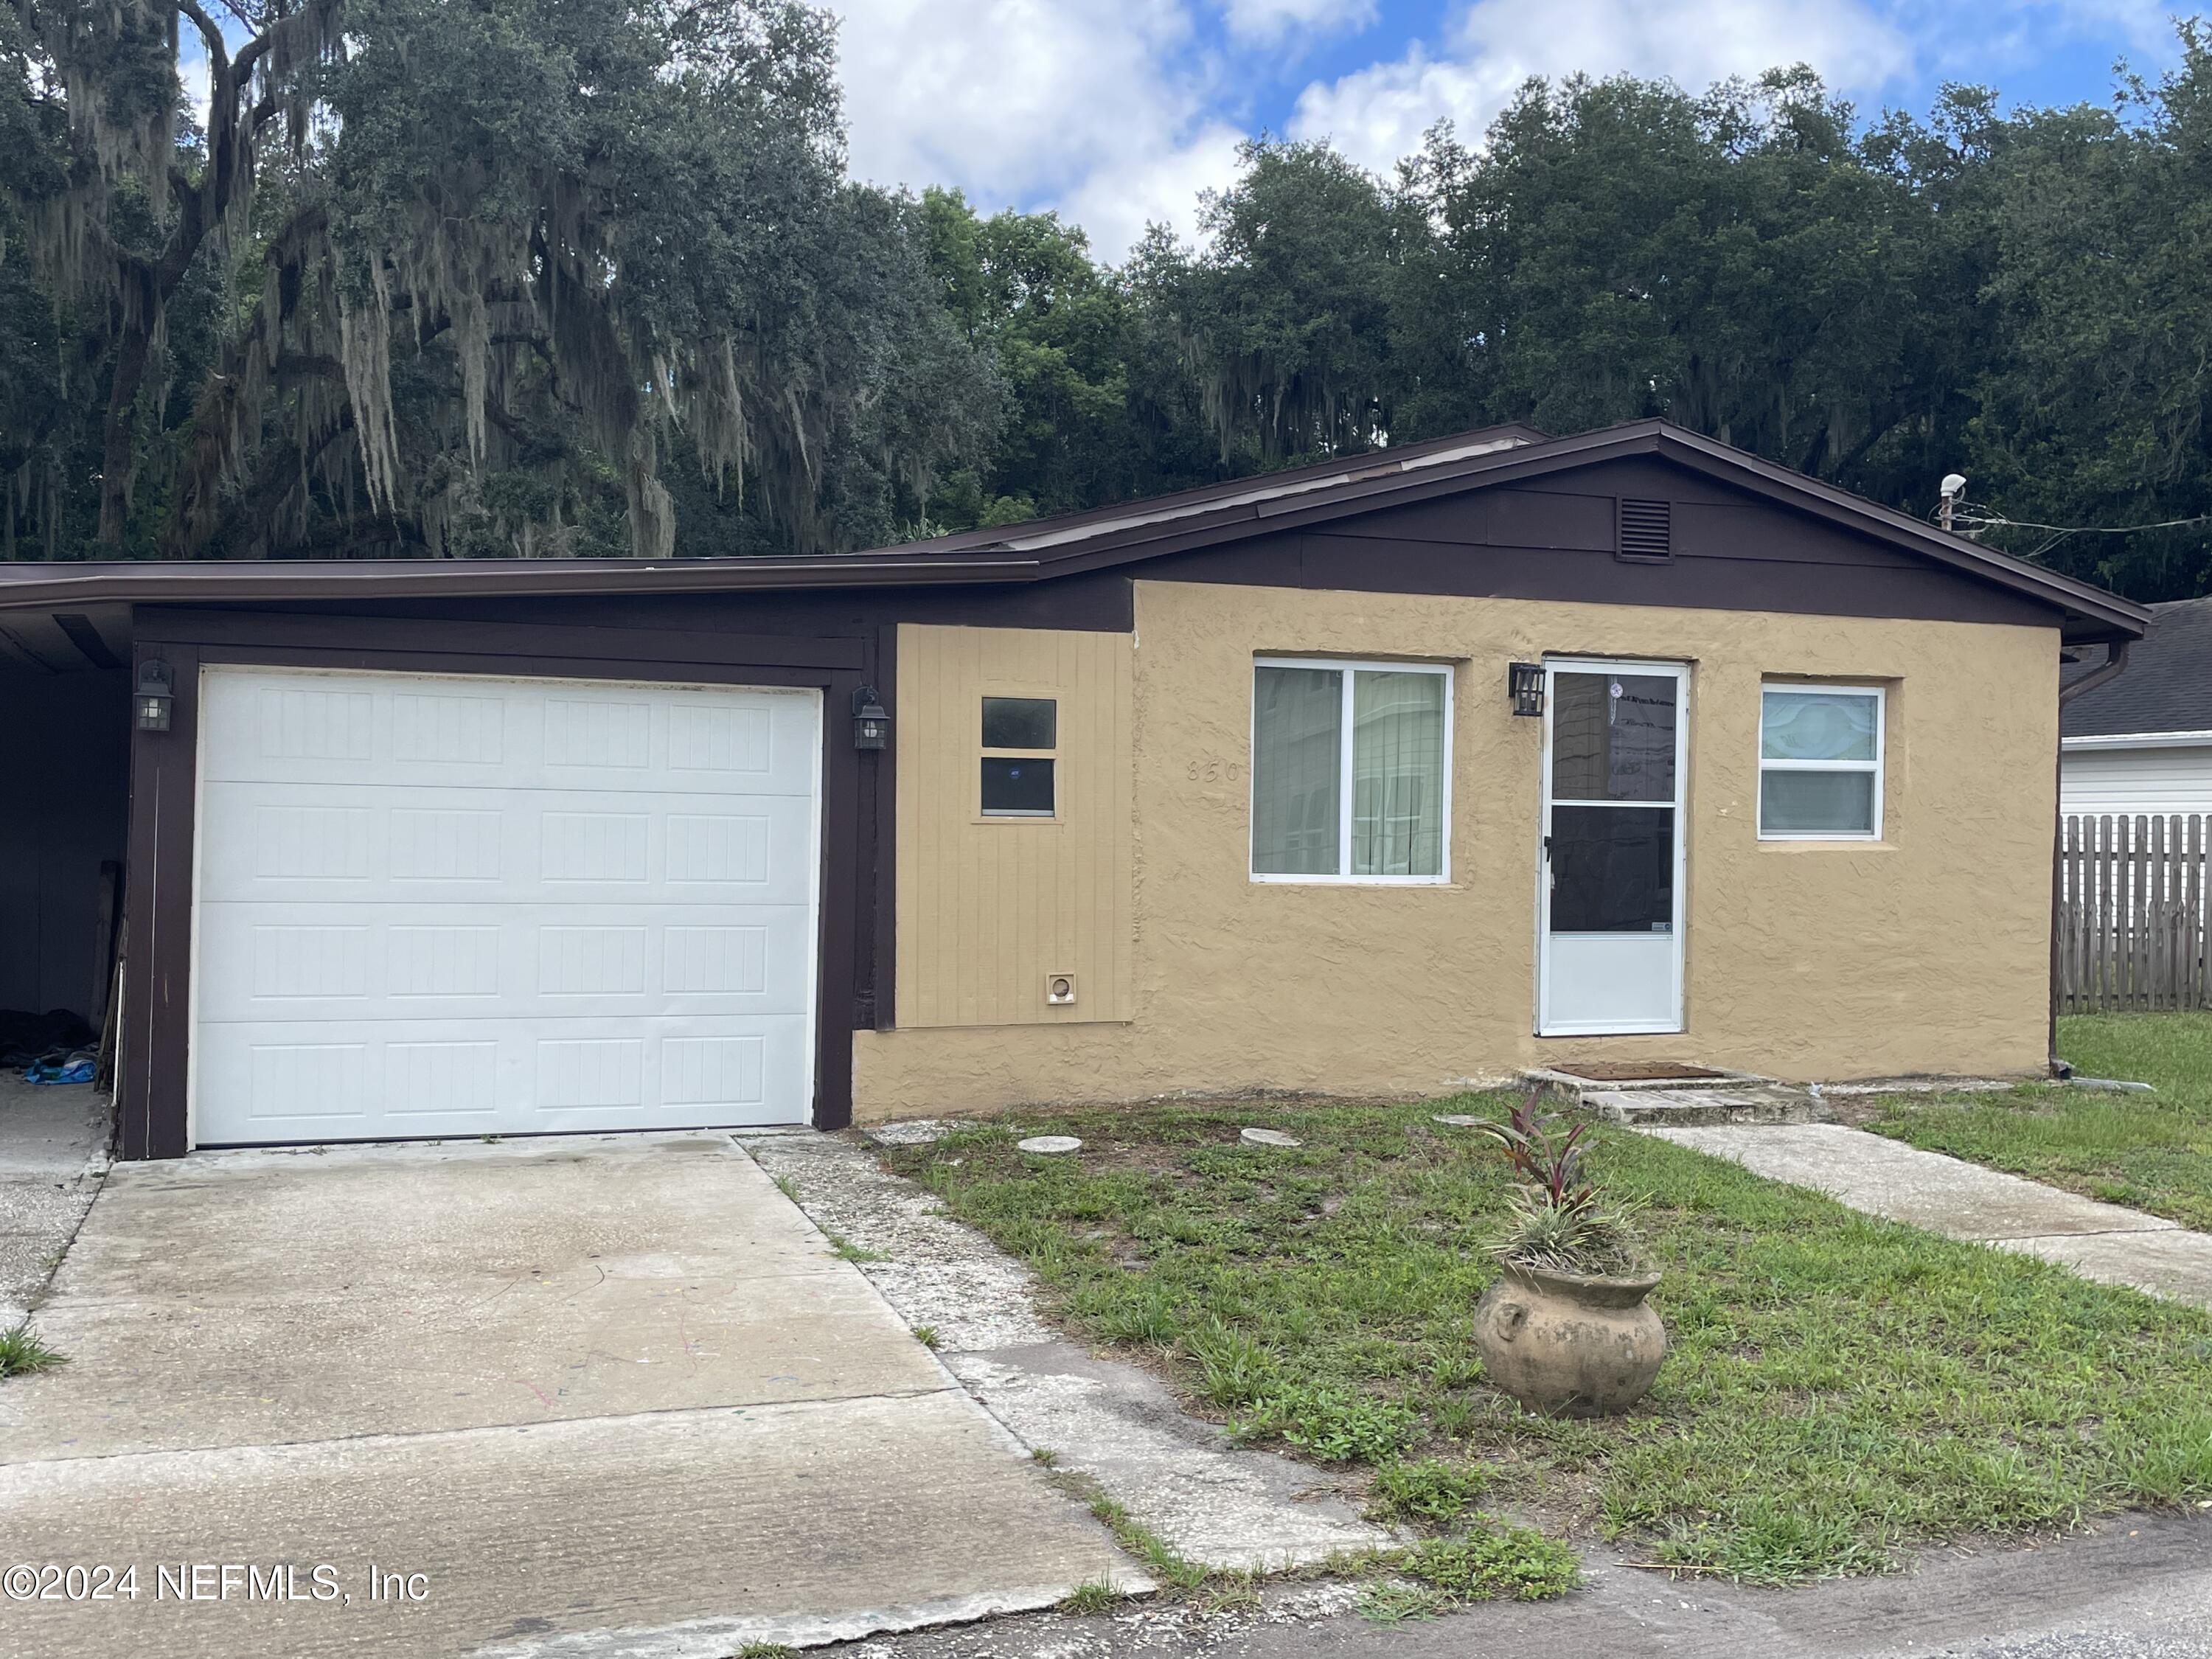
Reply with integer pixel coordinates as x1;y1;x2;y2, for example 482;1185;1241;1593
1546;671;1679;933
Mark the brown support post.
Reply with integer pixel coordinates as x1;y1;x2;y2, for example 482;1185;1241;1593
119;640;201;1160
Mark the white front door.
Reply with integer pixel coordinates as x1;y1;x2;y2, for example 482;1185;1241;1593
192;667;821;1145
1537;659;1688;1035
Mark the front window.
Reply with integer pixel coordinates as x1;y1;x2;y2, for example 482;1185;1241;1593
1759;685;1884;839
1251;659;1451;881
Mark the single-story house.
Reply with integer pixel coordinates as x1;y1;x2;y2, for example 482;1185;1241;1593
2061;595;2212;818
0;420;2149;1158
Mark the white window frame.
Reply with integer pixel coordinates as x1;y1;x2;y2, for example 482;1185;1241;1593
1756;683;1885;841
980;693;1059;819
1249;656;1454;886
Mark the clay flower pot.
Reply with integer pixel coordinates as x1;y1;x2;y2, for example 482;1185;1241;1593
1472;1262;1667;1417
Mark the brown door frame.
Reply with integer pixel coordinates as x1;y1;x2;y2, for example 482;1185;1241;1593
119;611;874;1158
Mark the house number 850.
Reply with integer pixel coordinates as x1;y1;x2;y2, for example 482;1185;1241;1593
1187;756;1242;783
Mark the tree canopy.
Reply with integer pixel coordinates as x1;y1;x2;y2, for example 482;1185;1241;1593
6;5;2212;601
3;0;997;559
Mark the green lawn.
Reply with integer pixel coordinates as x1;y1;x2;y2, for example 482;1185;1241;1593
886;1099;2212;1585
1863;1012;2212;1231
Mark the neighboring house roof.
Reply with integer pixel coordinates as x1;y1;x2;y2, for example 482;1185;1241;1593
2062;595;2212;743
0;419;2151;642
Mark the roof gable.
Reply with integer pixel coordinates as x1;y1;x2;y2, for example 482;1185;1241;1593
963;422;2148;643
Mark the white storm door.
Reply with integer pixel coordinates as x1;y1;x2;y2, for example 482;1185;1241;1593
1537;659;1688;1035
191;667;821;1145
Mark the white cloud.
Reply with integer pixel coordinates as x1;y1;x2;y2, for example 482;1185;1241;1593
1289;0;1913;170
822;0;2171;266
1219;0;1380;46
1058;119;1251;255
830;0;1242;259
2045;0;2183;55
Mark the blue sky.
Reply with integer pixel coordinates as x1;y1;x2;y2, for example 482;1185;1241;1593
827;0;2194;258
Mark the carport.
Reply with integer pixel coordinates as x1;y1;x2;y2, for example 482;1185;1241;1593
0;557;966;1157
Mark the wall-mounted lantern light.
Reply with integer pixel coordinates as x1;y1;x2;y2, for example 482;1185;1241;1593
134;659;174;733
1509;661;1544;717
852;685;890;751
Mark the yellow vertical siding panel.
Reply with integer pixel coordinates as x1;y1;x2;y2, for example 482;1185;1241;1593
893;623;1135;1028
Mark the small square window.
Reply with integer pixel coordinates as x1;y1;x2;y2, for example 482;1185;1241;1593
983;697;1057;750
982;757;1055;816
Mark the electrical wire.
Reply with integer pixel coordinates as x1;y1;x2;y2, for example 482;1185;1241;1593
1931;498;2212;559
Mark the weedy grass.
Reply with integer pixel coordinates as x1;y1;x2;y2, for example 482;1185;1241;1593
1057;1579;1123;1614
0;1323;64;1379
821;1230;886;1264
886;1094;2212;1585
1368;1458;1490;1526
1865;1012;2212;1231
1044;1467;1260;1610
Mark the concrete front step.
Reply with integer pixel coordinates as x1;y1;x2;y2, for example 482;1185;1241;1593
1576;1085;1829;1127
1523;1067;1829;1127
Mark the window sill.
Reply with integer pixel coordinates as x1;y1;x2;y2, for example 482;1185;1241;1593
1250;875;1459;888
974;815;1063;827
1756;836;1895;851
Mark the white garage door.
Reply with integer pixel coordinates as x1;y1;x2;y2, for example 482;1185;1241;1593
192;667;820;1145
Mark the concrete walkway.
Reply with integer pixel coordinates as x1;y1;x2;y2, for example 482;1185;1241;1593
1644;1123;2212;1308
746;1129;1394;1571
0;1077;108;1325
0;1133;1138;1659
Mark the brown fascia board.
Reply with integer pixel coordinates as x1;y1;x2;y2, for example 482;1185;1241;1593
0;552;1044;612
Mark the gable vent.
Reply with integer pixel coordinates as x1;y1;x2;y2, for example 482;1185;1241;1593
1616;498;1673;563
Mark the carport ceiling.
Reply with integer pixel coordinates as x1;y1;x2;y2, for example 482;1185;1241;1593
0;606;131;675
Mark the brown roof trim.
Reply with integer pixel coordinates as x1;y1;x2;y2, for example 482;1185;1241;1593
0;553;1044;608
0;420;2149;639
1644;427;2150;639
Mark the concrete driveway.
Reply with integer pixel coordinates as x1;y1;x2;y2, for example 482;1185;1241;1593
0;1133;1135;1658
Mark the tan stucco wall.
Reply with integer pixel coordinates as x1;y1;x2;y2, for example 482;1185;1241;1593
855;581;2059;1119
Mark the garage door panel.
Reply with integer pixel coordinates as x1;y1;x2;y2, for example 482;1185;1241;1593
193;668;820;1143
193;1016;810;1142
198;785;815;905
201;675;818;796
195;904;813;1023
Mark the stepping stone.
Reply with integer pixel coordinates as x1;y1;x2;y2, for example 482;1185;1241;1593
1017;1135;1082;1155
863;1119;971;1147
1431;1114;1486;1127
1240;1127;1301;1149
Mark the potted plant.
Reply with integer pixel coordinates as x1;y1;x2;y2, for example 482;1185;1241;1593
1467;1093;1666;1417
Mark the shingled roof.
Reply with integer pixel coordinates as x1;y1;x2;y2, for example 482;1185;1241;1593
2062;595;2212;738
